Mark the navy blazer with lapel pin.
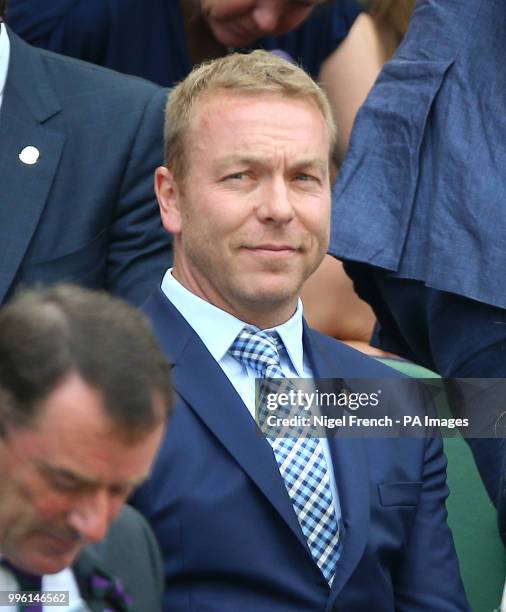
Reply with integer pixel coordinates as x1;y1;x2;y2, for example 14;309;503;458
0;27;171;305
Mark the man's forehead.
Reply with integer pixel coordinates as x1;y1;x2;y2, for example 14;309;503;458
191;90;323;126
184;91;330;167
36;459;146;490
198;90;326;126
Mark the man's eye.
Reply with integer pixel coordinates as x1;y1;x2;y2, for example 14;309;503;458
108;484;133;498
50;475;81;492
37;465;80;492
295;173;319;183
225;172;247;180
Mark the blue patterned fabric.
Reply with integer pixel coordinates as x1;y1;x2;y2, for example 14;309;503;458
330;0;506;310
229;326;340;584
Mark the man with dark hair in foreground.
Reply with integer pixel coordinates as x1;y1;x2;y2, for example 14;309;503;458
0;285;172;611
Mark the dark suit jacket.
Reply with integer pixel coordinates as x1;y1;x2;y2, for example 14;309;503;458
74;505;163;612
0;27;171;306
132;289;469;611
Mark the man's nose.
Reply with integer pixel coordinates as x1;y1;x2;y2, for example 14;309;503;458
251;7;281;34
257;178;295;224
68;490;113;544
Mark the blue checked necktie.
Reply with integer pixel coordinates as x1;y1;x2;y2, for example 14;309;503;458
229;326;340;585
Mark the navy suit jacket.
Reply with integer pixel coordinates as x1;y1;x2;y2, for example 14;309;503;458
0;28;171;306
133;289;469;611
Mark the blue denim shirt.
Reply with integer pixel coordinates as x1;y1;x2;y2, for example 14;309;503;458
330;0;506;309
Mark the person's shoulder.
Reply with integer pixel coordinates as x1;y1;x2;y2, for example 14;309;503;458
14;32;165;101
84;506;163;610
89;505;162;586
29;40;168;124
103;505;153;543
306;325;407;379
7;28;167;128
44;49;161;93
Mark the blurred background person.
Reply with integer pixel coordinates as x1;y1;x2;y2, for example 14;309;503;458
0;284;172;611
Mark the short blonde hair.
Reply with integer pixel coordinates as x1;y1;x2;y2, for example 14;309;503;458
164;50;337;181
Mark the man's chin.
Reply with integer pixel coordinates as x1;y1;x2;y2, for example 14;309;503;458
26;549;81;575
13;540;83;575
236;287;300;322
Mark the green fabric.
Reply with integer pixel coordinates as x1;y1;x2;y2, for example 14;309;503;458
445;437;505;611
378;358;506;611
378;358;439;378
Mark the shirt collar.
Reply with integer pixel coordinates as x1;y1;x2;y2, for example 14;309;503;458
160;269;305;376
264;301;305;376
0;24;10;105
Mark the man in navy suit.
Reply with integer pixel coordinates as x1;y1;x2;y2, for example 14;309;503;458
133;50;468;610
0;1;171;306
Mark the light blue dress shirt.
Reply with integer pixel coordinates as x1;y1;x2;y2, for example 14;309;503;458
161;269;342;523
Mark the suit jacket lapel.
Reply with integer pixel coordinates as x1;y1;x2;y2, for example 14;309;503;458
73;548;110;612
0;29;65;303
303;326;371;607
143;289;311;553
145;290;376;593
74;546;136;612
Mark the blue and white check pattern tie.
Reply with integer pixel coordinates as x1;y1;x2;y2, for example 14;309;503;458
229;326;340;585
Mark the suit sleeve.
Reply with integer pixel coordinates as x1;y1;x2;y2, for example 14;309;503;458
138;508;165;602
106;86;172;306
393;434;470;610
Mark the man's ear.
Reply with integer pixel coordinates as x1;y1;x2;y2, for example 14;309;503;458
155;166;183;235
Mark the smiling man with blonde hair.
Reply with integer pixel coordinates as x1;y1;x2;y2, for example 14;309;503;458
133;50;468;611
